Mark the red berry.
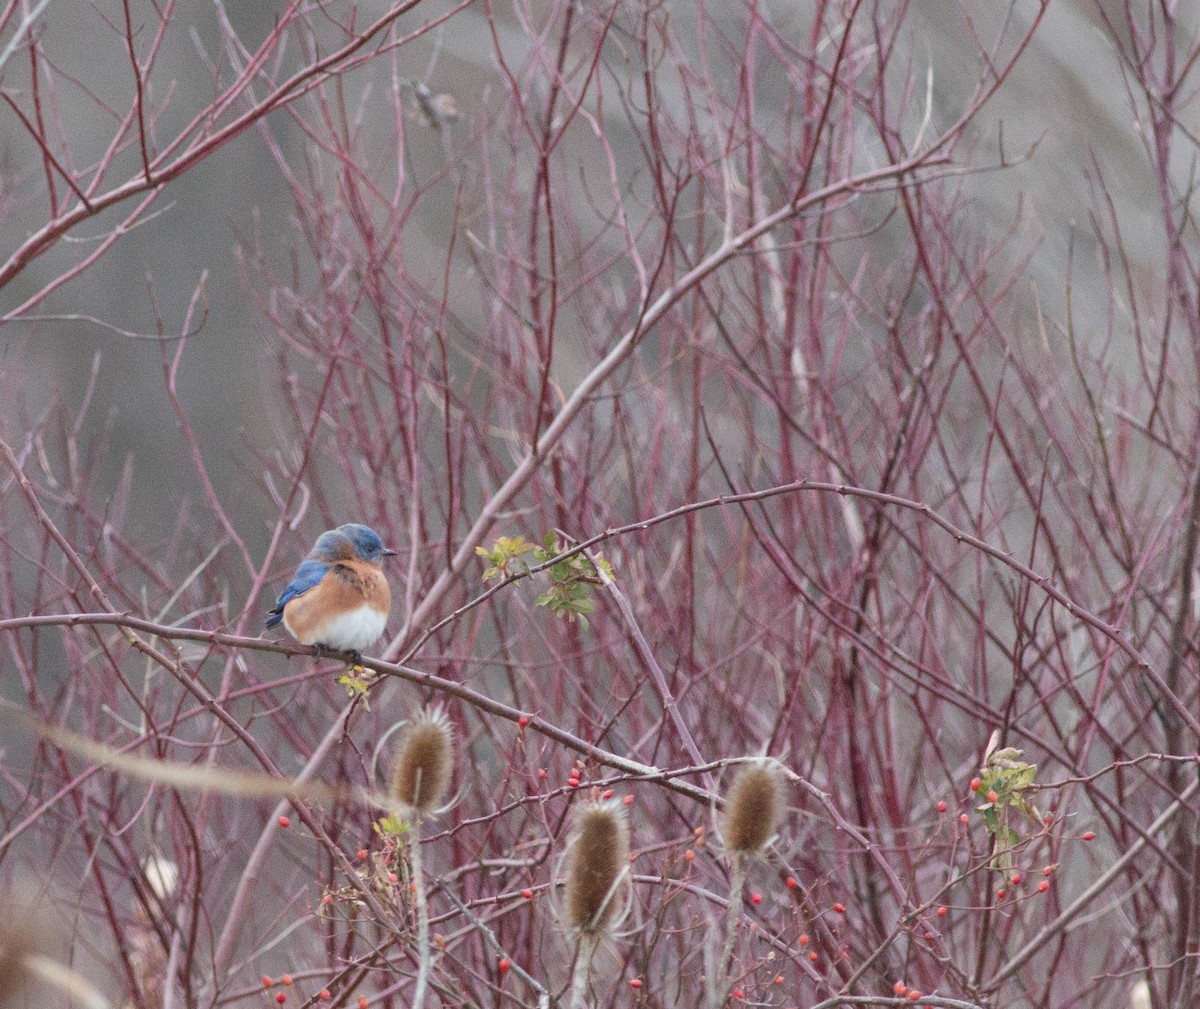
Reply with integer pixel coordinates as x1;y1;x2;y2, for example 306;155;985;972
970;777;982;792
1038;880;1049;893
358;999;368;1009
517;715;528;728
774;976;784;985
623;795;634;805
1011;873;1022;885
798;933;809;946
262;977;274;988
537;768;547;780
276;994;286;1005
1082;831;1096;841
894;981;908;995
521;888;533;899
281;976;293;987
997;888;1007;899
322;893;334;905
833;902;846;913
278;816;290;828
959;813;969;824
786;876;798;889
319;991;331;1001
936;906;947;917
498;957;511;975
629;978;643;989
1042;866;1054;876
683;849;695;862
567;778;580;788
936;800;947;813
732;989;744;1000
987;790;999;803
908;992;922;1002
808;950;818;961
388;873;398;884
602;789;613;799
751;892;762;905
356;849;368;861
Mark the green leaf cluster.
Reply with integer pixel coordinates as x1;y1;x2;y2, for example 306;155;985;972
531;533;612;629
476;532;614;629
475;535;537;582
374;813;411;839
972;736;1042;878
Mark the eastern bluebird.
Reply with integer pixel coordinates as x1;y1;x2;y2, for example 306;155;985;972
267;523;397;657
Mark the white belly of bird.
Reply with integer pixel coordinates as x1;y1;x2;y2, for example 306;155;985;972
309;605;388;653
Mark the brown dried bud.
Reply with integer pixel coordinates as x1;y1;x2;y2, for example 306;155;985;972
722;761;784;855
564;800;630;934
389;707;454;816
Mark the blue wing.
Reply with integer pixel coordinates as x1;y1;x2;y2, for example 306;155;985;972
266;560;330;629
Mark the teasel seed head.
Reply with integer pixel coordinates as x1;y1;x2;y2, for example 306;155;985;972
0;925;36;1008
142;856;179;901
0;884;57;1009
722;760;784;856
564;800;630;935
389;707;454;816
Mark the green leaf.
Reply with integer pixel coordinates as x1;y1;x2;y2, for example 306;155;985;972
974;735;1042;869
338;668;374;710
374;814;409;838
477;535;538;582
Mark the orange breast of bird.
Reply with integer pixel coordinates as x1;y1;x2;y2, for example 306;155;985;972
282;560;391;646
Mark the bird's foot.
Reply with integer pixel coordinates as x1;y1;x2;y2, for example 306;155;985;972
312;643;365;667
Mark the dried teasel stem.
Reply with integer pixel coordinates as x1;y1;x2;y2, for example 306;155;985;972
387;707;456;1009
563;800;630;1009
569;934;600;1009
710;852;748;1009
407;830;433;1009
711;759;785;1009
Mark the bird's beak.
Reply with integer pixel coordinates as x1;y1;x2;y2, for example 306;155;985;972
383;548;399;557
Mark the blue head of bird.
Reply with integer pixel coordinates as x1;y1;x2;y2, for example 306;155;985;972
310;523;397;564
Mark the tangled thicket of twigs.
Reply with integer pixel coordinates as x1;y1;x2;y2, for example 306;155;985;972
1;2;1198;1009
